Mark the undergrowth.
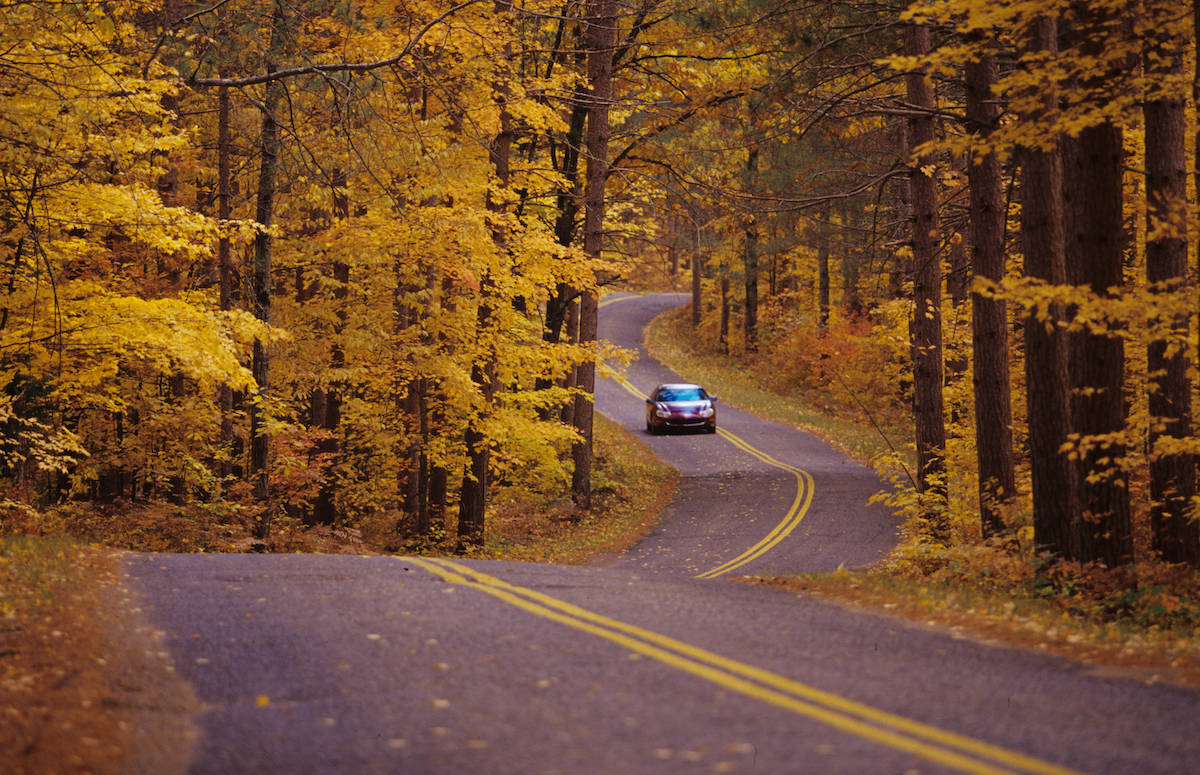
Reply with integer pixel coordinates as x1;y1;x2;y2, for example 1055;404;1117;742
0;414;674;565
0;534;79;623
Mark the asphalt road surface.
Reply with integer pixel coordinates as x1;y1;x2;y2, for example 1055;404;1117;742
125;294;1200;775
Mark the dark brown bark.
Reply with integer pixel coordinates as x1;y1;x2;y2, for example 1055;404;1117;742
1020;16;1079;559
397;286;422;532
691;216;702;328
542;91;590;348
428;274;456;533
1064;2;1132;566
217;81;235;484
458;4;513;551
842;203;862;316
743;146;759;352
1145;9;1198;565
310;175;350;527
559;298;579;427
250;5;284;538
570;0;615;510
719;269;730;353
965;44;1016;538
904;24;947;519
817;203;831;330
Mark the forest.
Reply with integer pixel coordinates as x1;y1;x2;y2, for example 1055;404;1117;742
2;0;1199;577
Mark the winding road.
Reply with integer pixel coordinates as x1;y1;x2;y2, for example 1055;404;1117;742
124;294;1200;775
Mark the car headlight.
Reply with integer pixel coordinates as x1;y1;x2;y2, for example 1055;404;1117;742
699;406;714;418
655;403;671;418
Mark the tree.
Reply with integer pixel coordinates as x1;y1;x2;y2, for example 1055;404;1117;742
1016;15;1080;560
964;35;1015;538
571;0;616;510
1063;0;1133;567
1143;0;1198;565
904;22;947;525
249;4;285;538
743;145;760;352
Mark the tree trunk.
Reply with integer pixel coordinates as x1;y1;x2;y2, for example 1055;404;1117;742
544;95;589;346
398;282;422;534
691;215;702;328
559;297;579;426
965;43;1016;538
743;146;759;352
842;203;862;316
719;268;730;353
817;202;831;330
1145;6;1197;565
904;23;947;524
250;5;284;539
458;3;514;551
429;274;456;534
1065;2;1132;567
1020;16;1079;559
570;0;615;510
217;80;235;486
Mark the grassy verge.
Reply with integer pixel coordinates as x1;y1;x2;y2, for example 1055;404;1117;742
644;306;900;464
480;414;677;564
645;302;1200;687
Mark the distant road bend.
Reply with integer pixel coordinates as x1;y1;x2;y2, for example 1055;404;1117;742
124;293;1200;775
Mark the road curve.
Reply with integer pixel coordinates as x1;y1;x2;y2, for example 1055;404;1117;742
122;294;1200;775
595;292;900;576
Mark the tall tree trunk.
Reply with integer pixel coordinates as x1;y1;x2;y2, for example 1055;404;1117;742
311;173;349;527
842;203;862;317
904;23;947;525
559;297;579;426
691;213;702;328
1020;16;1079;559
397;274;422;533
719;267;730;353
458;3;514;551
817;202;831;330
217;79;235;486
457;312;496;552
743;146;759;352
965;42;1016;538
571;0;615;510
1145;4;1197;565
544;95;589;346
429;274;456;533
1065;2;1132;566
250;5;284;539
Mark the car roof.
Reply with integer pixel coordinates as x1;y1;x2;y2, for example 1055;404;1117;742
656;382;704;390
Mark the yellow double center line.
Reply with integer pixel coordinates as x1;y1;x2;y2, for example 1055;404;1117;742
597;359;814;578
405;556;1088;775
697;429;814;578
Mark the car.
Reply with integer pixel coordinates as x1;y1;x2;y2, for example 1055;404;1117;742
645;383;718;435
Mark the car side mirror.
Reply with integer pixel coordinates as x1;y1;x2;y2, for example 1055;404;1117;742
710;396;718;403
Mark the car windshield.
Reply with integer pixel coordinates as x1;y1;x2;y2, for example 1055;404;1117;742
658;387;705;402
